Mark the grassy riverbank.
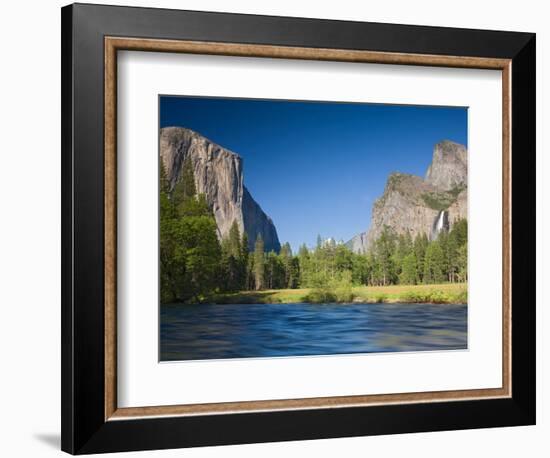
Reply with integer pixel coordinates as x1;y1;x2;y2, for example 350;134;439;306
206;283;467;305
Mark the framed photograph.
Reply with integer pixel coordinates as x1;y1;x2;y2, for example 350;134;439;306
61;3;536;454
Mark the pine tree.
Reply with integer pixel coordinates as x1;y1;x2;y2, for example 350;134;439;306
438;231;450;281
457;243;468;282
394;233;413;279
444;230;459;282
423;240;445;284
176;193;211;218
298;243;311;287
265;250;284;289
374;226;397;285
446;218;467;283
246;256;255;290
227;221;242;257
399;253;418;285
219;221;248;291
253;234;265;290
351;254;370;286
240;231;249;287
451;218;468;247
279;242;293;288
288;257;300;289
335;244;353;273
159;155;221;303
241;231;249;259
414;233;429;283
172;156;196;215
178;215;221;299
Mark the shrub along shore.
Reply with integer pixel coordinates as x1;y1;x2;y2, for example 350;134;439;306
190;283;468;305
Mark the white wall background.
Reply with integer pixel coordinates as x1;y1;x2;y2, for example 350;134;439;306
0;1;545;456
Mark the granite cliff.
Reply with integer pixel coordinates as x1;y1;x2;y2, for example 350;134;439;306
348;140;468;254
160;127;280;252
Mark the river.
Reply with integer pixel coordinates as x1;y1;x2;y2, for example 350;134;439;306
160;302;467;361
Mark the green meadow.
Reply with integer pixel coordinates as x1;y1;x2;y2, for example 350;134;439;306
205;282;467;305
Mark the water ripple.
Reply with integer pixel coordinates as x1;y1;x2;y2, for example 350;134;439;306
160;303;467;361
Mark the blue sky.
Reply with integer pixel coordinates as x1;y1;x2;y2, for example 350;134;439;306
160;96;467;253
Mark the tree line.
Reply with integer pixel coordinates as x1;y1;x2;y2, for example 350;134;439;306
160;161;467;303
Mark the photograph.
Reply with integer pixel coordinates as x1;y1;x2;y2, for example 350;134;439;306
159;96;469;362
53;2;537;455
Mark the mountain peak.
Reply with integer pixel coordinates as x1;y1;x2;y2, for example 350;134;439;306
425;140;467;190
160;127;280;252
347;140;468;253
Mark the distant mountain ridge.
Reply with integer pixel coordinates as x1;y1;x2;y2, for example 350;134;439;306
347;140;468;253
160;127;281;252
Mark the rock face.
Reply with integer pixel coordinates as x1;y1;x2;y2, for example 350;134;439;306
160;127;281;252
347;140;468;253
347;232;369;255
242;187;280;252
425;140;468;189
447;189;468;221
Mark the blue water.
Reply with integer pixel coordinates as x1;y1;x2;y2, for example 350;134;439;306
160;303;467;362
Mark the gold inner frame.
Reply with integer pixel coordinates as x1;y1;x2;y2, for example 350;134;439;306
104;36;512;421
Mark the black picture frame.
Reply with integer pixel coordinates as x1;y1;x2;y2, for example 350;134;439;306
61;3;535;454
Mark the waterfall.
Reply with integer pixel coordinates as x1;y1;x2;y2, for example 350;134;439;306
431;210;449;240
